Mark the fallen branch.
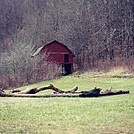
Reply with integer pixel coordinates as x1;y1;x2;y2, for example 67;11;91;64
10;84;78;94
0;85;130;98
0;92;79;98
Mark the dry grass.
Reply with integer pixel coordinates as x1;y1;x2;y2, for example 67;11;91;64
92;58;134;73
108;66;128;73
106;66;130;77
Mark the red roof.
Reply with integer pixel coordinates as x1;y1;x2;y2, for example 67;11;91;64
32;40;74;57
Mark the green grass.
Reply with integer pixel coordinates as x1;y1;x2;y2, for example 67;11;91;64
0;72;134;134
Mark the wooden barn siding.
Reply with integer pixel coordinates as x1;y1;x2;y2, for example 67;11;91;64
47;54;73;64
42;42;74;64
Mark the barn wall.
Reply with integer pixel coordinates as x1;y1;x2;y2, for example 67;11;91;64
41;41;74;64
48;54;73;64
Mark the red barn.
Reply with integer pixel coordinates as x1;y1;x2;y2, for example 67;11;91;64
32;40;75;75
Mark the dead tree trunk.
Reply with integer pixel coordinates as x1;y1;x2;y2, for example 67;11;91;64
0;85;129;98
100;89;129;96
10;84;78;94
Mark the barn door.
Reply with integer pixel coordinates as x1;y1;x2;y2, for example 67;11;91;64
65;64;72;74
62;64;72;75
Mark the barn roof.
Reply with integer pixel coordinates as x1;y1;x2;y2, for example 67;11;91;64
32;46;44;57
32;40;74;57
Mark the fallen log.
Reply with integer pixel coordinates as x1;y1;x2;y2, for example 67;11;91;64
10;85;53;94
100;89;129;96
0;85;130;98
0;92;79;98
79;87;101;97
10;84;78;94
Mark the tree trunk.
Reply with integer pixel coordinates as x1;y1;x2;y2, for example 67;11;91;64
0;85;129;98
10;84;78;94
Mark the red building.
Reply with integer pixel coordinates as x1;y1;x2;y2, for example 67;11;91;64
32;40;75;74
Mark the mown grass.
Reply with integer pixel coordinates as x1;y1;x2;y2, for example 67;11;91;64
0;72;134;134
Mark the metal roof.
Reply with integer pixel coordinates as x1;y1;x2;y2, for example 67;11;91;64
32;40;74;57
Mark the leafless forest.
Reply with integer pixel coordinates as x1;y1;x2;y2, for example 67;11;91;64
0;0;134;88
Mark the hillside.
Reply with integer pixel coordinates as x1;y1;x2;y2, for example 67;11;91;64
13;71;134;94
0;0;134;89
0;72;134;134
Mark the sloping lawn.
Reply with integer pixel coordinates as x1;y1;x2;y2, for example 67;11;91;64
0;73;134;134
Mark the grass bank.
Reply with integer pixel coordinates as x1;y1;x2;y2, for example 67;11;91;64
0;72;134;134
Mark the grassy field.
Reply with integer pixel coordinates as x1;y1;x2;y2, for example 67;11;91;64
0;72;134;134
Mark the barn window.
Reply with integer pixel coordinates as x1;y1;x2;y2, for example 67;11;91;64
64;54;69;62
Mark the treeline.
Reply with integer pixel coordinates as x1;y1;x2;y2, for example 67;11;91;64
0;0;134;88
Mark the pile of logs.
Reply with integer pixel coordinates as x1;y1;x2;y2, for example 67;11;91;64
0;84;129;98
